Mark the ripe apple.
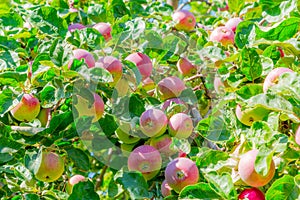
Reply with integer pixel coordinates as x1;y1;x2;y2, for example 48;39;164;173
128;145;162;180
96;56;123;85
66;174;85;194
210;26;235;46
93;22;112;41
214;76;225;94
172;10;196;32
150;134;176;157
73;93;104;123
141;77;155;92
176;58;197;76
68;23;86;32
71;49;95;68
263;67;294;93
37;108;51;127
157;76;186;101
125;52;153;80
139;108;168;137
238;149;275;187
10;94;40;122
238;187;265;200
168;113;194;139
225;17;243;32
34;152;65;182
115;127;140;144
161;179;172;197
165;157;199;193
235;105;270;126
295;125;300;145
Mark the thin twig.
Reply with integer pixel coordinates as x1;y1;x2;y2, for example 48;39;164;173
95;148;113;189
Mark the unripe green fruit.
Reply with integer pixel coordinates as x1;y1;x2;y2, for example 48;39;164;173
115;127;140;144
37;108;51;127
34;152;65;182
168;113;194;139
10;94;40;122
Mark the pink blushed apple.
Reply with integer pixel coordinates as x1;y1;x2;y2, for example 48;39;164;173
139;108;168;137
96;56;123;85
168;113;194;139
210;26;235;46
238;187;265;200
165;157;199;193
71;49;95;68
68;23;86;32
295;125;300;146
263;67;294;93
225;17;243;32
128;145;162;180
177;58;197;76
172;10;196;32
125;52;153;80
157;76;186;101
238;149;275;187
161;179;172;197
93;22;112;41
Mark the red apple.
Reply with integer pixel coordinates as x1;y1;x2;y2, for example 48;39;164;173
73;93;104;123
93;22;112;41
168;113;193;139
71;49;95;68
157;76;186;101
161;179;172;197
139;108;168;137
172;10;196;32
68;23;86;32
165;157;199;193
263;67;294;93
66;174;85;194
150;134;176;157
238;149;275;187
96;56;123;85
238;188;265;200
295;125;300;145
10;94;40;122
225;17;243;32
177;58;197;76
125;52;153;80
128;145;162;180
210;26;235;46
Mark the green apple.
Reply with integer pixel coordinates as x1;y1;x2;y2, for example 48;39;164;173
115;127;140;144
37;108;51;127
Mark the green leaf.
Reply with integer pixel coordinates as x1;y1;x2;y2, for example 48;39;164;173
111;0;130;18
196;148;229;169
0;89;14;114
235;21;256;49
240;47;262;81
0;36;20;50
236;84;263;100
0;50;20;70
179;182;221;199
66;148;90;171
115;170;150;199
256;17;300;42
68;180;100;200
197;116;231;142
266;175;300;200
255;146;274;176
204;172;237;200
129;94;145;117
0;153;13;164
0;12;23;28
87;3;107;23
228;0;245;14
49;38;72;67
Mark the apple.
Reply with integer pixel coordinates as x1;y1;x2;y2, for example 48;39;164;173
238;187;265;200
165;157;199;193
295;125;300;145
157;76;186;101
125;52;153;80
162;98;189;119
238;149;275;187
10;94;40;122
96;56;123;85
214;76;225;94
263;67;294;93
209;26;235;46
128;145;162;180
139;108;168;137
71;49;95;68
114;78;130;97
168;113;194;139
93;22;112;41
68;23;86;32
73;93;104;123
37;108;51;127
172;10;196;32
142;77;155;92
115;127;140;144
161;179;172;197
235;105;270;126
177;58;197;76
225;17;243;32
34;152;65;182
150;134;176;157
66;174;85;194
